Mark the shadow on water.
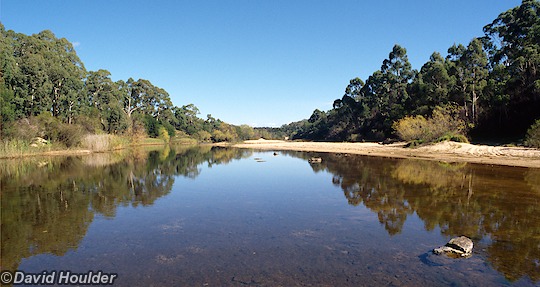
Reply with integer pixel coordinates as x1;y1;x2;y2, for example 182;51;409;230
0;145;251;271
285;150;540;283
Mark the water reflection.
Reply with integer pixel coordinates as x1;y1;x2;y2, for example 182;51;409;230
0;145;251;271
296;152;540;282
1;147;539;285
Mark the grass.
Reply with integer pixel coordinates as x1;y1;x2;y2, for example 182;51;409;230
172;136;198;145
81;134;131;152
0;139;33;157
0;134;190;158
135;137;167;145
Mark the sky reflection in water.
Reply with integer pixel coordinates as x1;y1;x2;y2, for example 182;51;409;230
1;146;539;286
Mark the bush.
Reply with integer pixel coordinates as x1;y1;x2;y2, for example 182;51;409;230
393;105;467;144
436;133;469;143
212;129;227;142
143;115;160;138
161;121;176;138
130;118;147;139
196;130;212;142
57;124;85;147
158;126;170;142
393;115;428;142
525;119;540;148
9;118;40;141
75;114;103;133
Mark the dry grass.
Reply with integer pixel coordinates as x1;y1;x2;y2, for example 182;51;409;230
81;134;131;152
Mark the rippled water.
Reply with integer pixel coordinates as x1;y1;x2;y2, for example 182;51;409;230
1;145;539;286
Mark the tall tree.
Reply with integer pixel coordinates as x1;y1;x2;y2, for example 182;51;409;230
447;39;489;125
363;45;414;137
483;0;540;133
409;52;452;115
36;30;86;123
463;38;489;124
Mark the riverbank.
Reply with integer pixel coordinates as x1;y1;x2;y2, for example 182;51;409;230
234;139;540;168
0;137;198;159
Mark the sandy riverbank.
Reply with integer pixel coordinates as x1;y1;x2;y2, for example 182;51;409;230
234;139;540;168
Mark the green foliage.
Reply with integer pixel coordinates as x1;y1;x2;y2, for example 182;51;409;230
195;130;212;142
161;121;176;138
1;26;254;146
74;114;103;134
236;124;255;140
0;139;32;157
524;119;540;148
211;129;227;142
143;115;160;138
158;126;170;143
277;1;540;144
3;1;539;146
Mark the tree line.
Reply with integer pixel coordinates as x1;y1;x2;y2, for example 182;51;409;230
280;0;540;145
2;1;538;147
0;23;263;146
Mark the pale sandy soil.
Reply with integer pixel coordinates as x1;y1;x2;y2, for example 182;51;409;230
234;139;540;168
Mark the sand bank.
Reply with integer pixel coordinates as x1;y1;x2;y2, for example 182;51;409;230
234;139;540;168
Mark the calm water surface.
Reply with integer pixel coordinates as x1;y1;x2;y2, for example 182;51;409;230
1;145;539;286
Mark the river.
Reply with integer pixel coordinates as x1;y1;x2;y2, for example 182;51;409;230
1;145;539;286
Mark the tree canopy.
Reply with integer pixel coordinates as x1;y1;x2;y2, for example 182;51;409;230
0;23;263;144
279;0;540;143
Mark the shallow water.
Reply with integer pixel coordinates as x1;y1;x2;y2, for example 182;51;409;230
1;145;539;286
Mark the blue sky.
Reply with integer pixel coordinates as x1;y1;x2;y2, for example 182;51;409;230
0;0;521;127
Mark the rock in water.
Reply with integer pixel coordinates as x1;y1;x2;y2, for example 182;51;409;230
433;236;473;258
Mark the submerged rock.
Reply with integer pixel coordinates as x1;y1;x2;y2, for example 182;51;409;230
433;236;473;258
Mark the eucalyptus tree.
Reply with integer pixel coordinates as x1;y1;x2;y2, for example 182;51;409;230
463;38;489;124
36;30;86;123
361;45;414;138
409;52;452;115
446;39;489;125
483;0;540;132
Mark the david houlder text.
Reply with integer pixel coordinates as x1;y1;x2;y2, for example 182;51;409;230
10;270;117;285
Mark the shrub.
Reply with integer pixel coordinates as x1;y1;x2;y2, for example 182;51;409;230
143;115;160;138
212;129;227;142
393;105;467;144
436;133;469;143
57;124;85;147
75;114;103;133
393;115;428;142
130;118;147;139
525;119;540;148
34;113;61;140
158;126;170;142
161;121;176;138
196;130;212;142
9;118;40;141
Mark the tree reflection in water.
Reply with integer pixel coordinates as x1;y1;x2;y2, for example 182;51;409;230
297;152;540;282
0;145;251;271
1;148;538;283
